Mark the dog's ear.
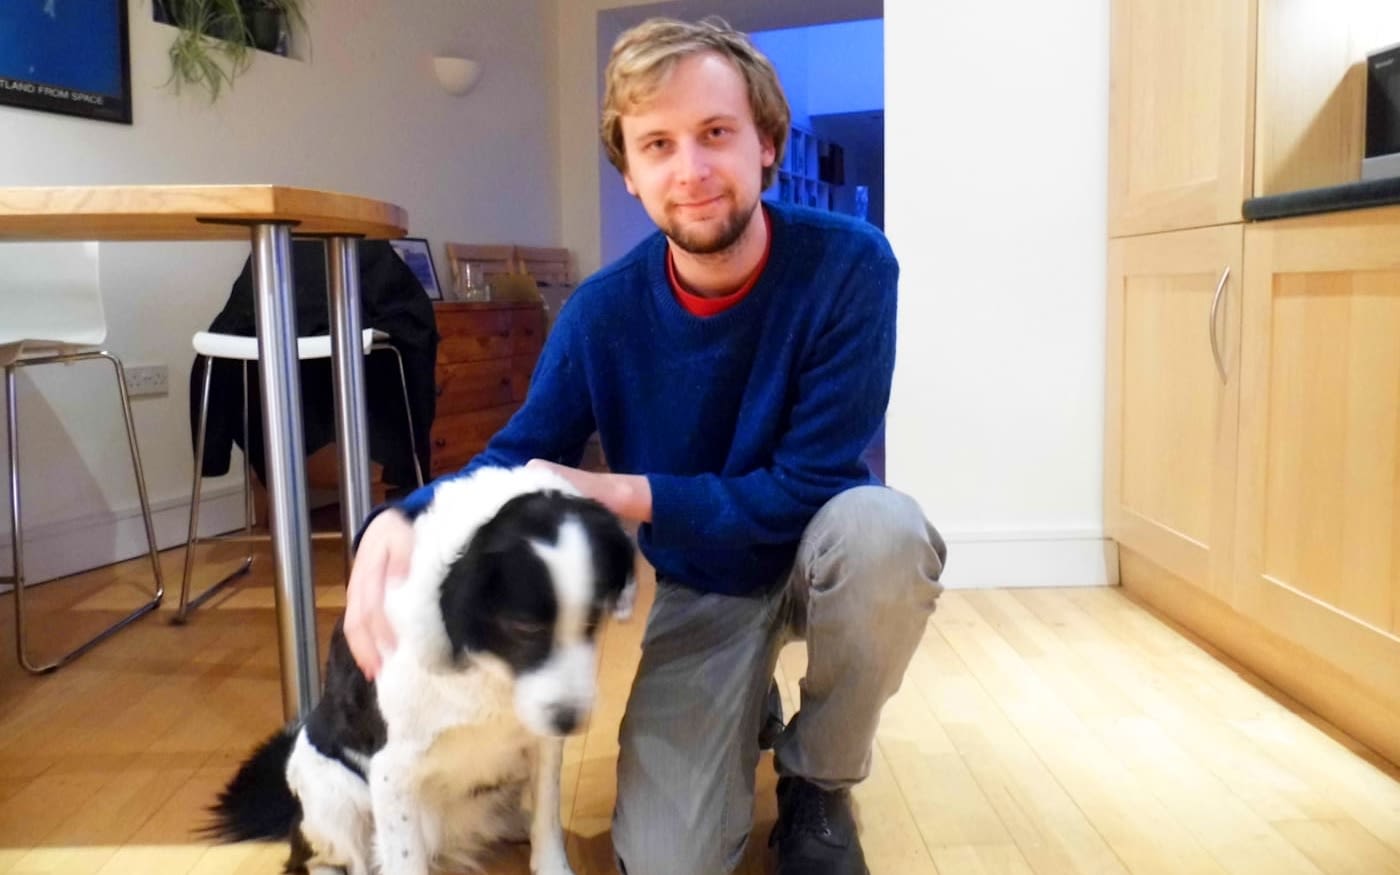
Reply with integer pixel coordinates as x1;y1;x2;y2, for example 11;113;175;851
437;541;504;660
574;500;636;603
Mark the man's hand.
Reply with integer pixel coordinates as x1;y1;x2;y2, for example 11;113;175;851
526;459;652;523
344;509;415;680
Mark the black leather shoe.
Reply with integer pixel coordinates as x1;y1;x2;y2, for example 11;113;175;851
769;776;870;875
758;681;785;751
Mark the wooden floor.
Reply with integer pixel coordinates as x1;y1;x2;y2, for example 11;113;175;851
1;540;1399;874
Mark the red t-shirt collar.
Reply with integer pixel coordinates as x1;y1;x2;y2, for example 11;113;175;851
667;206;772;317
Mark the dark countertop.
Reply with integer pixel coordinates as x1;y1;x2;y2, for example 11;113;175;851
1244;176;1400;221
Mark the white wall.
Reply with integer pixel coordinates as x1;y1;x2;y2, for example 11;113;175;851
556;0;673;281
1;0;562;582
885;1;1114;587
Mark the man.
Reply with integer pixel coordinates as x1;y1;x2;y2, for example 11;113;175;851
345;17;945;875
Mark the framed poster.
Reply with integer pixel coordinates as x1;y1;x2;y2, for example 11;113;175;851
389;237;445;301
0;0;133;124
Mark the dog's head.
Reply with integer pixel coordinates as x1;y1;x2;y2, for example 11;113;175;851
436;488;634;737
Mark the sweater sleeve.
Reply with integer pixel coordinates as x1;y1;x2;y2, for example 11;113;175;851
645;253;898;549
380;303;596;521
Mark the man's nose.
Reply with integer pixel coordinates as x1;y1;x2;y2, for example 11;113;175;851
674;140;711;185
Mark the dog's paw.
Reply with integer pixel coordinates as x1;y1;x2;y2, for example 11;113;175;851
530;855;575;875
530;843;574;875
612;576;638;622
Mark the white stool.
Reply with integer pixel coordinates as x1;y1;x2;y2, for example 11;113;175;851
176;328;423;622
0;242;164;673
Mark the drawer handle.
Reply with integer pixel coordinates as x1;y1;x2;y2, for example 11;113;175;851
1208;266;1229;385
435;384;445;398
433;438;446;449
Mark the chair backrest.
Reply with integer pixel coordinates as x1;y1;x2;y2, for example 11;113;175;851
0;242;106;364
443;243;517;296
515;246;574;288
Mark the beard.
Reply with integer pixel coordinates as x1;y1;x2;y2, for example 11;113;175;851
660;192;759;256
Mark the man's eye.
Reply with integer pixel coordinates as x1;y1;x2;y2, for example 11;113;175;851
643;139;668;152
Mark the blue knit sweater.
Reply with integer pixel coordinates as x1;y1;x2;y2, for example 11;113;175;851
394;202;898;596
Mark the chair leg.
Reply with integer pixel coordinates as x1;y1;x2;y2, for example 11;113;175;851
7;353;164;674
174;356;252;624
372;342;424;488
242;361;255;529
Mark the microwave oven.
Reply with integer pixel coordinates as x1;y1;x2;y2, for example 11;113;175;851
1363;42;1400;180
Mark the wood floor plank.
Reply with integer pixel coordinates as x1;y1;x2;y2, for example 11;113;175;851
183;842;287;875
1272;819;1400;874
855;737;940;875
977;590;1324;875
946;593;1229;875
875;672;1009;848
1014;588;1350;824
1;845;120;875
931;843;1037;875
909;613;1132;875
1043;588;1400;855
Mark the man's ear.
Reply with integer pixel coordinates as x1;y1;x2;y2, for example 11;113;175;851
760;135;776;170
623;171;639;198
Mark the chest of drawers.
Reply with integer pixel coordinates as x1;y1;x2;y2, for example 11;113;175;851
430;301;545;478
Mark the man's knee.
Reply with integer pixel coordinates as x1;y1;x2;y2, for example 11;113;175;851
809;486;946;583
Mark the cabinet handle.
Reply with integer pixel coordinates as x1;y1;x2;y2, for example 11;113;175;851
1209;266;1230;384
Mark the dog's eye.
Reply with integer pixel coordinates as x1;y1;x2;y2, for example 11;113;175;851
501;618;550;636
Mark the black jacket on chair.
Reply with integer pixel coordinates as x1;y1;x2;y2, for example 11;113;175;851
189;239;438;491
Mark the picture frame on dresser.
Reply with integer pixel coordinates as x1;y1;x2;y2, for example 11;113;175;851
389;236;444;300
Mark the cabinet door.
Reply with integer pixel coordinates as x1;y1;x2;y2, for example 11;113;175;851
1106;224;1243;600
1237;214;1400;717
1108;0;1256;236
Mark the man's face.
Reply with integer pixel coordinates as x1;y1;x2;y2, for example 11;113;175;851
619;52;776;256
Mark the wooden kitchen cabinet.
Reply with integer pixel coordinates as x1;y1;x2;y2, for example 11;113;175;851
1233;211;1400;753
1107;0;1400;766
1108;0;1257;236
1106;224;1244;602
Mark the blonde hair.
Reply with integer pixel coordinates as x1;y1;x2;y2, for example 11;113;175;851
601;17;791;190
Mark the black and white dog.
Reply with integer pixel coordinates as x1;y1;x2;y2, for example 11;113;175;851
206;466;635;875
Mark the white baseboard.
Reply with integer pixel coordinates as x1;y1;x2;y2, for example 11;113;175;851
938;528;1118;589
0;484;248;586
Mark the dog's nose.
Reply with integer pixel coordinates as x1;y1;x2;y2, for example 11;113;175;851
551;707;581;735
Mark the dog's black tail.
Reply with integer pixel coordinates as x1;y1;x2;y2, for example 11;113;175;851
201;724;300;842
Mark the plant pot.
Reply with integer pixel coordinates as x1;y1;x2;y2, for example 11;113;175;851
246;8;286;54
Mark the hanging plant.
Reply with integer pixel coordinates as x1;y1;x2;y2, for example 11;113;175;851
156;0;307;101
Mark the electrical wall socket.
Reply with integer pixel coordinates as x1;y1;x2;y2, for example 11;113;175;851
124;364;169;398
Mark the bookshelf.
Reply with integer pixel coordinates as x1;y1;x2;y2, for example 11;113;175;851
768;125;844;211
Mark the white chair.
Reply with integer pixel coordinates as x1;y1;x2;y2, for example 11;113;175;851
0;242;164;674
176;327;423;622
